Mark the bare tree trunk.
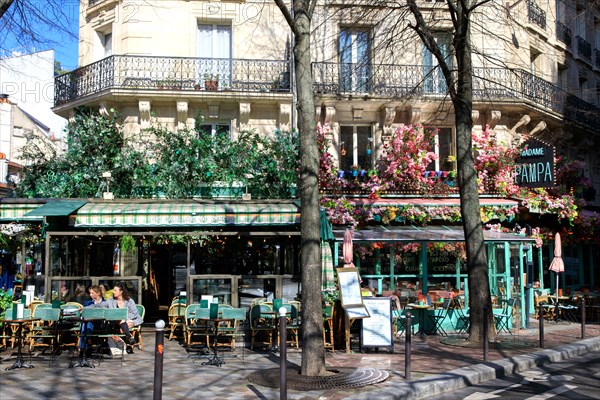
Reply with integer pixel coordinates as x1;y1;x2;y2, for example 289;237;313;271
0;0;14;19
275;0;325;376
408;0;494;342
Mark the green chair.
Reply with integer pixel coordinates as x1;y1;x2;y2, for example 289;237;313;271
281;303;300;348
129;304;145;351
185;304;211;348
250;304;274;350
29;307;60;355
218;307;247;350
95;308;128;364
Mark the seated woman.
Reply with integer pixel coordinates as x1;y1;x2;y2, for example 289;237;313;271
88;283;143;347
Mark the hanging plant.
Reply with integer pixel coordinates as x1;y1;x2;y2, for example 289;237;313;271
120;234;137;254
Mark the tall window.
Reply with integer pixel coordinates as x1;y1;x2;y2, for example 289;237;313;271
94;30;112;61
198;123;230;138
575;8;586;39
423;34;451;94
425;127;453;171
197;24;232;85
557;64;567;90
339;28;371;93
339;125;372;171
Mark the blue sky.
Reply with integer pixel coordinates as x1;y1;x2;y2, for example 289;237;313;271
1;0;80;71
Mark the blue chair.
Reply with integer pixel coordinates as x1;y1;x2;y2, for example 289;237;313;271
495;298;516;334
428;298;451;336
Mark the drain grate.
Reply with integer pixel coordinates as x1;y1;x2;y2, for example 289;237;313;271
247;367;390;390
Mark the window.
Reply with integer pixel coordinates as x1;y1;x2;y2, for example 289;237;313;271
579;75;588;101
339;125;372;171
575;8;586;40
197;24;232;86
198;123;231;138
339;28;371;93
424;127;453;171
423;34;451;94
530;49;541;76
94;29;112;61
557;64;567;90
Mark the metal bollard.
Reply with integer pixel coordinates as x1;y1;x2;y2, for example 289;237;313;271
279;307;287;400
581;297;586;339
539;303;544;348
153;320;165;400
405;312;412;380
483;306;489;362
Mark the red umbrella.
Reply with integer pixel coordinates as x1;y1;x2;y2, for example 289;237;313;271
548;232;564;304
343;229;355;268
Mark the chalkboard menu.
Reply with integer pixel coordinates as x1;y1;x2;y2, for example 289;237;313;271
361;297;393;352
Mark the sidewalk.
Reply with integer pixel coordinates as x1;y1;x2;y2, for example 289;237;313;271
0;321;598;400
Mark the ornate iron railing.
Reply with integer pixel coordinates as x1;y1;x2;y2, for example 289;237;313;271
54;55;291;106
88;0;108;6
312;62;600;132
556;21;571;46
527;0;546;30
576;36;592;61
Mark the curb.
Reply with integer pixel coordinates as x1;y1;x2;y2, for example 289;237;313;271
347;336;600;400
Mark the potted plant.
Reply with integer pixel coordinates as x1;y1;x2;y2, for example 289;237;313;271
203;73;219;91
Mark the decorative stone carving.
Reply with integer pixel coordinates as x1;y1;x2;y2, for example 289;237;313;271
176;101;188;127
239;102;251;130
471;110;480;124
409;107;421;125
99;102;110;117
208;104;219;119
324;106;336;125
315;106;322;123
279;103;292;131
529;121;547;137
510;114;531;134
383;106;397;128
138;100;151;127
485;110;501;129
352;107;363;120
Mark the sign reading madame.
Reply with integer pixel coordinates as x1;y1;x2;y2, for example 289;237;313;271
514;138;554;188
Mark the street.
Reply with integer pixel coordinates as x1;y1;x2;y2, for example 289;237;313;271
430;351;600;400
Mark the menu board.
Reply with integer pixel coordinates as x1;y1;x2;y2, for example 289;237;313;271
336;267;362;307
361;297;393;351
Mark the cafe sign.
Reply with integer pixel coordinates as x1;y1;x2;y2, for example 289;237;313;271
514;138;555;188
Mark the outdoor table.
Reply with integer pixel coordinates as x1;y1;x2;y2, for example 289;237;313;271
406;304;432;337
3;317;40;370
197;317;234;367
68;317;104;368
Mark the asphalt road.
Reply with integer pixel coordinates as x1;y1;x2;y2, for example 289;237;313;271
430;351;600;400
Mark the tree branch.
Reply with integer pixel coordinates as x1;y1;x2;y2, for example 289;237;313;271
273;0;298;36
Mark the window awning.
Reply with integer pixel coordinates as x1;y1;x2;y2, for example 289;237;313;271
25;200;87;217
0;202;46;222
333;226;536;243
74;201;301;228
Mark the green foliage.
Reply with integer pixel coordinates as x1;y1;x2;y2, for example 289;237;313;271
0;290;14;320
120;235;136;254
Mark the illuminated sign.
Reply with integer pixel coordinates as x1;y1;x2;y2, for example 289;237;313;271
514;138;554;188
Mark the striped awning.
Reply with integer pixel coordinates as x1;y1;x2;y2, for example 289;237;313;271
74;201;301;228
0;202;45;222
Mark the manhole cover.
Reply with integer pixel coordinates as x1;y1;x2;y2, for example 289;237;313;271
248;367;390;390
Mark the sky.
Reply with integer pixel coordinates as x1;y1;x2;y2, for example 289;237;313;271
0;0;80;71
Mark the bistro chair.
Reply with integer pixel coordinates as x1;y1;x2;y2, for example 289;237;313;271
428;298;451;336
29;307;60;363
452;298;470;335
249;303;274;350
56;305;83;354
168;303;187;341
323;304;334;352
494;298;516;334
129;304;145;351
556;295;578;322
185;304;211;349
95;308;128;364
281;303;300;349
218;307;247;351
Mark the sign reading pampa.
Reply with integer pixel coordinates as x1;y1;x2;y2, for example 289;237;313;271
514;138;554;188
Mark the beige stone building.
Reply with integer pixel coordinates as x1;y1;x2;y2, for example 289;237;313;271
53;0;600;205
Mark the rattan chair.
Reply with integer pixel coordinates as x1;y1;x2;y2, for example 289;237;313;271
168;303;187;341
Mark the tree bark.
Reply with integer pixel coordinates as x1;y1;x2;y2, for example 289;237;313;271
275;0;325;376
0;0;14;19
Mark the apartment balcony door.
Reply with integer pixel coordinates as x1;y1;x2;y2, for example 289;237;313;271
339;29;371;93
197;24;232;87
423;34;451;94
340;125;372;172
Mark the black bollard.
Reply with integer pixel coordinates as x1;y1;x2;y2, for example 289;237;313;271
153;320;165;400
483;306;489;362
539;303;544;348
581;297;586;339
405;312;412;380
279;307;287;400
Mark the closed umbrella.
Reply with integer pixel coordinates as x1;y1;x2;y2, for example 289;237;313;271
548;232;565;304
343;229;355;268
320;210;336;290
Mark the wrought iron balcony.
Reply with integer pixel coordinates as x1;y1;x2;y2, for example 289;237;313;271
527;0;546;30
54;55;291;106
555;21;571;46
576;36;592;61
312;62;600;132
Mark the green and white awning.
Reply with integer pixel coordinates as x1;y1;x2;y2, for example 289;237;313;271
0;202;45;222
74;201;301;228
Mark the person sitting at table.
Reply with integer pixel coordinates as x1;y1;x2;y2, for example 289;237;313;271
87;283;143;347
80;285;106;354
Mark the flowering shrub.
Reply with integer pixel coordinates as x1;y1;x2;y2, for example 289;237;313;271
472;127;520;196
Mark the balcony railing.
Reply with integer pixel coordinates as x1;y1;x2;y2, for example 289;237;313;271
312;62;600;132
576;36;592;61
527;0;546;30
54;55;291;106
555;21;571;46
